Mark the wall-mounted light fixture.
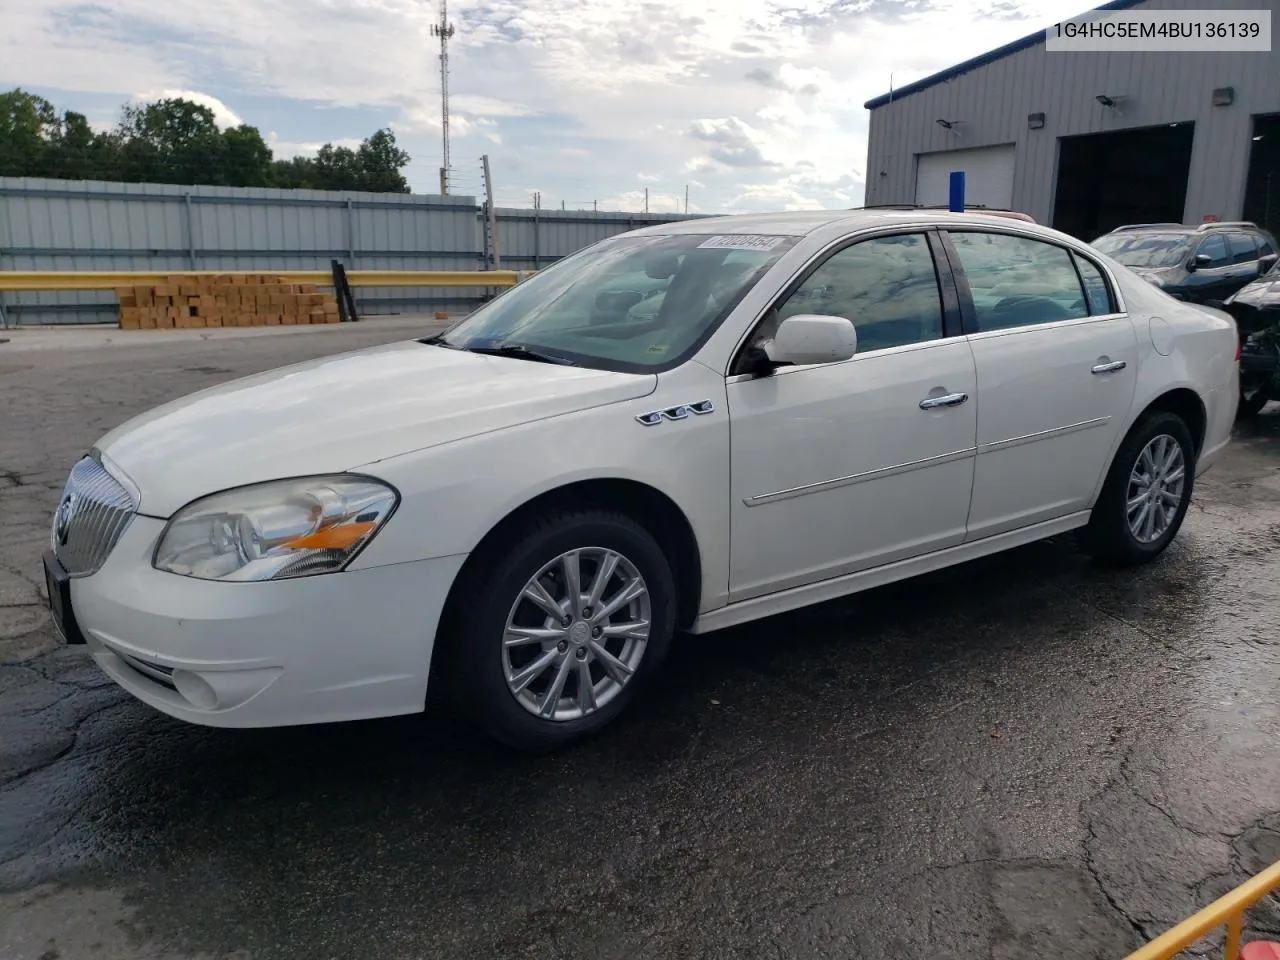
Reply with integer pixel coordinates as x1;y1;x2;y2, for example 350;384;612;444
1028;112;1046;129
1212;86;1235;106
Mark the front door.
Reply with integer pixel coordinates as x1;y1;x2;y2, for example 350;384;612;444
726;231;978;602
943;229;1140;541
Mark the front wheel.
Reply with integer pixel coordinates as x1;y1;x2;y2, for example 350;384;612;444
1079;411;1195;566
443;508;677;753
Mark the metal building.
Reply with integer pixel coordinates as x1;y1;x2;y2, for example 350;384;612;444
863;0;1280;239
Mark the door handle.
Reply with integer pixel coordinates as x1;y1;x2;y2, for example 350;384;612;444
919;392;969;410
1091;360;1127;374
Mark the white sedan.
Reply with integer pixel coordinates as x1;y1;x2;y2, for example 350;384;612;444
43;210;1239;751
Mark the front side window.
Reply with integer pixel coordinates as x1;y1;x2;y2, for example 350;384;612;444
755;233;944;355
948;231;1088;331
1196;234;1230;268
437;233;797;372
1091;232;1193;268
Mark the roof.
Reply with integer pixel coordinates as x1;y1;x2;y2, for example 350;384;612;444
863;0;1148;110
626;208;1059;238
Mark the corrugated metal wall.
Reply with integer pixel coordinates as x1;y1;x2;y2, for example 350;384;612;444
864;0;1280;229
0;178;703;325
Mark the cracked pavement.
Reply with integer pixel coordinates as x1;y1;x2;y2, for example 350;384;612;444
3;323;1280;959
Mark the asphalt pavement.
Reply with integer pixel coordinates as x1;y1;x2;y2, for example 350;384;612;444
3;321;1280;960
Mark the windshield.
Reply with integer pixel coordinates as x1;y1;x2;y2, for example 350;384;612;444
1090;233;1193;268
436;232;798;372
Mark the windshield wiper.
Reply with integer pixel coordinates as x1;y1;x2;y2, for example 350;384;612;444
463;343;577;366
419;333;457;347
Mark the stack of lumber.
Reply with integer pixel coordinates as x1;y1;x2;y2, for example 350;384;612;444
116;275;341;329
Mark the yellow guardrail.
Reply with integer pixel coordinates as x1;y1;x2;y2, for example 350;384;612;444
1122;859;1280;960
0;270;528;292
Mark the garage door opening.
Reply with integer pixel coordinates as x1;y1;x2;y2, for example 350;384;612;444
1243;113;1280;236
1052;122;1195;240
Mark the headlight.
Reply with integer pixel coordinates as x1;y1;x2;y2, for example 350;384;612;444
153;476;398;582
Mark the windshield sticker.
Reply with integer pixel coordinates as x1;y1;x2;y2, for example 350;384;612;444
697;235;785;252
646;344;668;353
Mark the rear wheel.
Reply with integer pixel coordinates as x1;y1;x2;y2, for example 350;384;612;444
443;508;677;753
1079;411;1195;566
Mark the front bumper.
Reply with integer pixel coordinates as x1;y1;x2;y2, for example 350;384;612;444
67;516;466;728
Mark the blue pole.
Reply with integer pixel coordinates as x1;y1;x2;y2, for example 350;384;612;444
948;171;965;212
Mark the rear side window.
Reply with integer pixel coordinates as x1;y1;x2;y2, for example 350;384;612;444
947;232;1089;332
1228;233;1258;265
1072;252;1116;316
1259;236;1276;258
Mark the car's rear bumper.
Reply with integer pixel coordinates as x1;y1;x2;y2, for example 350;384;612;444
71;516;466;728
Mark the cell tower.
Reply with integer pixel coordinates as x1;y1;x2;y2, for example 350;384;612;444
430;0;455;195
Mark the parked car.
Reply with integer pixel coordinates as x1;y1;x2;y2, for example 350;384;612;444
44;210;1239;752
1221;258;1280;416
1090;221;1279;306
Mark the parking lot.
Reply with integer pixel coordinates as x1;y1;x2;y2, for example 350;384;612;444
3;319;1280;960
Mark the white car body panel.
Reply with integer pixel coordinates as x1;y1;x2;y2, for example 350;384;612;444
50;209;1239;730
726;337;978;601
964;314;1141;541
94;341;657;518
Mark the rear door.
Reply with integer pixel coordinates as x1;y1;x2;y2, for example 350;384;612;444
941;229;1139;541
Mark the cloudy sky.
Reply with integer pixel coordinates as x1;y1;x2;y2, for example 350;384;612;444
3;0;1096;213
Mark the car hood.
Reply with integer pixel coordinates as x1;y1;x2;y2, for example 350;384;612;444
1226;275;1280;309
96;340;656;517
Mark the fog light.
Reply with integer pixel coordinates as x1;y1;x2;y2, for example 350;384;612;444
173;670;218;710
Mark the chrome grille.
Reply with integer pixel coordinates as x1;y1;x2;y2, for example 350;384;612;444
51;456;137;576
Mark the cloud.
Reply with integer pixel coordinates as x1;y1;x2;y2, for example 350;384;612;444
745;67;786;89
2;0;1099;212
266;132;363;159
687;117;775;169
134;89;243;128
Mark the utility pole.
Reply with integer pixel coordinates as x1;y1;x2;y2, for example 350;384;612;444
684;184;689;214
644;188;649;214
431;0;455;195
481;154;501;267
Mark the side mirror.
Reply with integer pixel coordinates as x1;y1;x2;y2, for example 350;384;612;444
763;315;858;366
1188;254;1212;272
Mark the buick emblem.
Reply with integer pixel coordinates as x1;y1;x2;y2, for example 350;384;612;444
54;494;75;545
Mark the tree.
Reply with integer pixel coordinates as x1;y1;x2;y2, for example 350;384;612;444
116;98;226;184
358;129;410;193
0;89;58;176
315;142;363;191
0;88;416;193
222;124;272;187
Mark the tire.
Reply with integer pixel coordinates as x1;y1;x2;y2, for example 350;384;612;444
1079;411;1196;567
441;507;677;753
